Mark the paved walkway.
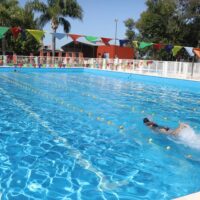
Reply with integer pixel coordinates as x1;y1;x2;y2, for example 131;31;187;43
174;192;200;200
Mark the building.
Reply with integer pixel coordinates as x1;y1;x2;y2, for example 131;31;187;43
39;45;65;57
61;41;97;58
61;41;135;59
97;45;134;59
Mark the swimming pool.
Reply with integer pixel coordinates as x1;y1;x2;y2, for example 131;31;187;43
0;68;200;200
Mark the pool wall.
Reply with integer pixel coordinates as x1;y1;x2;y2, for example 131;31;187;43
0;67;84;73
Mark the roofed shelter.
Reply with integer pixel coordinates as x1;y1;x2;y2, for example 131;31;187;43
61;41;98;58
61;41;135;59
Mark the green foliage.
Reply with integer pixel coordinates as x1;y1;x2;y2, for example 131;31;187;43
124;18;136;47
136;0;177;43
26;0;83;55
177;0;200;46
0;0;83;55
6;32;41;55
0;0;41;55
134;0;200;60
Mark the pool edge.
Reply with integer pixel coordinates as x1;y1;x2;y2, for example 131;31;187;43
173;191;200;200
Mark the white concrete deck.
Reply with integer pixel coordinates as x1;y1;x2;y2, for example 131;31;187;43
174;192;200;200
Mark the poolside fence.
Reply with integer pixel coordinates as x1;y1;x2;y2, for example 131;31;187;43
0;55;200;80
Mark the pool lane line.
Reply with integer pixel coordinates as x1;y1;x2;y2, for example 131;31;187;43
62;73;200;113
0;87;194;192
21;72;151;111
17;73;190;121
13;72;132;110
41;71;200;108
63;75;200;120
45;72;141;92
15;72;174;121
0;75;194;162
0;75;174;151
0;74;126;131
64;74;200;104
14;73;143;113
0;86;133;192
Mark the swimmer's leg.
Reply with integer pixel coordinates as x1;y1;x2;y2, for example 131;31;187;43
172;123;190;135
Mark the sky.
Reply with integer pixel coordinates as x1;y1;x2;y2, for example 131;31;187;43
19;0;147;49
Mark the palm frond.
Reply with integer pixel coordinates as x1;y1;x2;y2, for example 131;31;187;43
26;0;48;13
47;0;58;7
48;3;61;18
59;17;71;33
60;0;83;20
37;13;52;28
0;0;19;8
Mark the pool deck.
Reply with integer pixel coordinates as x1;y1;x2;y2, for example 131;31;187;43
174;192;200;200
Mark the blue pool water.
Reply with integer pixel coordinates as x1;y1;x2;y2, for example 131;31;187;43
1;68;200;200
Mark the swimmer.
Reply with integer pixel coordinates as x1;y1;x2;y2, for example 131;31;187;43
143;118;189;135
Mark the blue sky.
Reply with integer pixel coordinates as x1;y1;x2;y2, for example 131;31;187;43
19;0;147;49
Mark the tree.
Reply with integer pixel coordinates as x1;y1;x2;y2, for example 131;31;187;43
176;0;200;47
136;0;177;43
27;0;83;57
124;18;136;48
0;0;18;54
0;0;41;55
135;0;200;60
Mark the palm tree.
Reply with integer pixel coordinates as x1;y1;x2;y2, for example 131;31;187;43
26;0;83;57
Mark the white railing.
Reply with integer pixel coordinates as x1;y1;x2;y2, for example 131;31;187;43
0;55;200;80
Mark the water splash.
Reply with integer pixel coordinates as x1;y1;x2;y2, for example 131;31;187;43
177;126;200;150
